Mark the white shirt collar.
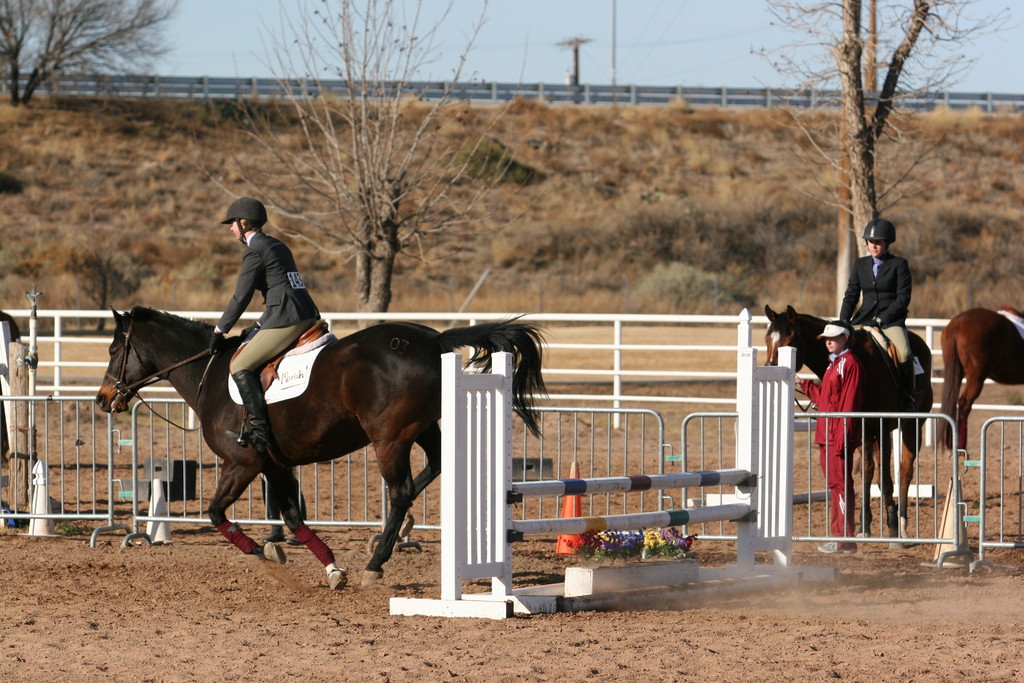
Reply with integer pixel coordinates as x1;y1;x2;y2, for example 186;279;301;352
828;348;851;362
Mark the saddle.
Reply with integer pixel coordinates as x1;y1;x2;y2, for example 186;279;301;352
999;305;1024;318
997;306;1024;341
231;320;332;390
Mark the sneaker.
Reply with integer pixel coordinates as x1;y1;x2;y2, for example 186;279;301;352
817;542;857;555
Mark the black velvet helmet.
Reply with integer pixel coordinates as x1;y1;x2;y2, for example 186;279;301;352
862;217;896;243
221;197;267;226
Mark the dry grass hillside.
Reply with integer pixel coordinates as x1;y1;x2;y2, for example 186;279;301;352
0;96;1021;320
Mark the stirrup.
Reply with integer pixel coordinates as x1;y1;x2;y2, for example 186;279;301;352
227;426;271;449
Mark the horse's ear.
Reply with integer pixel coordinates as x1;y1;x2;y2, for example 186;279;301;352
785;305;797;320
111;309;120;323
765;305;777;321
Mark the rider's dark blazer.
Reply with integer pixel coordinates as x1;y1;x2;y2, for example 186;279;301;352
840;253;912;328
216;231;319;333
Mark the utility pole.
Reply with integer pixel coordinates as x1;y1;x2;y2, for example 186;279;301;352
865;0;878;93
557;37;593;86
611;0;617;88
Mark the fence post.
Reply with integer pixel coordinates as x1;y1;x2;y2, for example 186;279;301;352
7;341;30;509
736;307;752;349
438;351;514;603
1;321;13;465
52;314;62;396
734;344;757;567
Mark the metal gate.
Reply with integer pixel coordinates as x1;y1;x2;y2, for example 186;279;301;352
975;417;1024;569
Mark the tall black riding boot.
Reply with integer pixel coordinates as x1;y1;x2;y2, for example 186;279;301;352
900;358;917;412
231;369;272;449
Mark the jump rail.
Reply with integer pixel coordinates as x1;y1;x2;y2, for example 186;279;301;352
391;325;834;619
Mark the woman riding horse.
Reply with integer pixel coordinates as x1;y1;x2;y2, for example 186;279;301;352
839;218;916;411
209;197;320;453
96;306;546;590
765;305;933;541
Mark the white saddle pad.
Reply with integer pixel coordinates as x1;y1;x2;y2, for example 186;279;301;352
998;309;1024;341
228;334;335;405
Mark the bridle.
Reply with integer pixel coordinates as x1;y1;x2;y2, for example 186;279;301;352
105;316;214;428
766;322;813;412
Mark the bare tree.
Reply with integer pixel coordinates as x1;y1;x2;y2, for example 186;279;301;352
71;250;147;329
216;0;527;316
761;0;1005;311
0;0;177;106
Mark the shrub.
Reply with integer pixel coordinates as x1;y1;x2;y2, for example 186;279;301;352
454;138;541;185
0;172;23;194
633;262;752;314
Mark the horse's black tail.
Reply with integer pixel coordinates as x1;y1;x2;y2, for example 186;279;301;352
938;329;963;449
437;318;547;436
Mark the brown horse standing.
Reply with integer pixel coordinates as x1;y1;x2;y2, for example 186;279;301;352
939;308;1024;450
95;307;546;590
764;305;933;541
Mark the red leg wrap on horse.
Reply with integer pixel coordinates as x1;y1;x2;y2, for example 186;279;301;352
217;521;258;554
295;524;335;566
957;420;968;450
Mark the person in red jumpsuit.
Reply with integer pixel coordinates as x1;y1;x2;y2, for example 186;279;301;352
800;321;864;554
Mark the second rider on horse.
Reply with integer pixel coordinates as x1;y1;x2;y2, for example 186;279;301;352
210;197;321;451
840;217;916;411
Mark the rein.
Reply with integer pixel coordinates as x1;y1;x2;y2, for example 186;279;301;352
106;317;213;432
767;328;814;414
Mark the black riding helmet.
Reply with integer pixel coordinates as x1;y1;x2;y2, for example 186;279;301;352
221;197;267;227
862;217;896;243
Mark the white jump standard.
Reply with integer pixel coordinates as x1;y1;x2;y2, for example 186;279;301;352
391;340;834;619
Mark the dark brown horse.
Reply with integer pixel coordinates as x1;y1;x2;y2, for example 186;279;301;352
764;305;933;541
95;307;546;589
938;308;1024;450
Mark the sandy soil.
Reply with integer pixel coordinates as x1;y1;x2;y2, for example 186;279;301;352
3;324;1023;681
1;527;1022;682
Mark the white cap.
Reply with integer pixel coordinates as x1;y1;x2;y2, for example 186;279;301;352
817;323;851;339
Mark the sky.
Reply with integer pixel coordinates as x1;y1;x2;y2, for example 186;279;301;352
157;1;1024;94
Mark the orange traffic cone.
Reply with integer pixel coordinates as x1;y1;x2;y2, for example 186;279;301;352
555;461;583;555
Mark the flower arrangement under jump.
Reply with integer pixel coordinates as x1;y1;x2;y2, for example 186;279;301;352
571;527;696;564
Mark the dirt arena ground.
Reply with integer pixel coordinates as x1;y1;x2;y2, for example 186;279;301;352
3;324;1023;681
1;527;1022;682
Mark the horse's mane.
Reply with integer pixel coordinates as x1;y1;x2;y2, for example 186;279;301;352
128;306;213;336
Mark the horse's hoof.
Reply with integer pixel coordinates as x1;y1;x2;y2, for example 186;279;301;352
361;570;383;587
262;542;286;565
399;513;415;538
328;568;348;590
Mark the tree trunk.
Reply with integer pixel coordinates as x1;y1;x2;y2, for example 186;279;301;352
8;63;20;106
836;0;877;262
353;224;397;325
